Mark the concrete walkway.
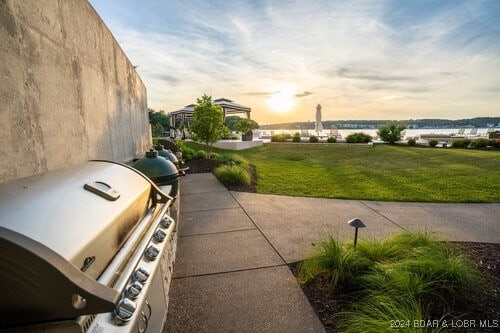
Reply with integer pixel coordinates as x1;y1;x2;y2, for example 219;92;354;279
165;173;500;332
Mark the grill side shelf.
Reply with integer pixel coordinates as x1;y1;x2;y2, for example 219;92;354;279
0;227;120;329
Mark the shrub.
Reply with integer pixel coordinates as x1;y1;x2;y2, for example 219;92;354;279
209;152;219;159
175;140;186;150
214;165;251;186
220;132;239;140
292;132;301;142
214;153;248;167
428;139;438;147
309;135;319;143
346;132;372;143
471;138;489;148
452;139;471;148
194;150;206;159
298;236;373;291
407;138;416;146
234;118;259;136
452;139;464;148
182;147;195;160
271;134;289;142
327;137;337;143
340;296;426;333
301;231;482;332
377;121;406;144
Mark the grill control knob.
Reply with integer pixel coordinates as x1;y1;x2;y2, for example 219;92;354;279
144;245;160;261
113;298;136;325
133;267;150;284
160;217;172;228
153;229;167;243
125;281;143;300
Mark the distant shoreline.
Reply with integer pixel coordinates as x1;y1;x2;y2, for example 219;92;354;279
256;127;498;140
259;117;500;130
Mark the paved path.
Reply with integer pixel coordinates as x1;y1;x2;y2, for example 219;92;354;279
165;173;500;332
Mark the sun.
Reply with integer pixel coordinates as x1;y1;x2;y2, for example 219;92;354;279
267;86;296;113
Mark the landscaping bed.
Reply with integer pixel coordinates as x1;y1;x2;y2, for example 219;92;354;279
183;158;217;174
183;157;257;192
290;238;500;333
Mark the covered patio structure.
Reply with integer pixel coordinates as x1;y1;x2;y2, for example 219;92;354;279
169;98;251;129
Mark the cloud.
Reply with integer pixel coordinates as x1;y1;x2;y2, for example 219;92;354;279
294;91;313;98
336;68;415;82
90;0;500;122
381;95;403;101
244;91;279;96
148;72;181;85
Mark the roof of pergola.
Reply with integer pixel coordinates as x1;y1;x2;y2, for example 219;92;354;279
169;98;251;118
213;98;251;114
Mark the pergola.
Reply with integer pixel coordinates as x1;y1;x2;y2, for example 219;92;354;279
169;98;251;128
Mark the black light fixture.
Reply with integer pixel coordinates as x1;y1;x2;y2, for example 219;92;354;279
347;218;367;249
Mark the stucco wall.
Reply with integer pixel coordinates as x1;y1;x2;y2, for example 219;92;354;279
0;0;150;183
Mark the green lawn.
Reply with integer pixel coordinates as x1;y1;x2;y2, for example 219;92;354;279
184;142;500;202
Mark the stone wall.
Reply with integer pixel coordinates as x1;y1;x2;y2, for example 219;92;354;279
0;0;150;183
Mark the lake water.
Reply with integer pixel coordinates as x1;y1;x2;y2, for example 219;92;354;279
256;128;498;140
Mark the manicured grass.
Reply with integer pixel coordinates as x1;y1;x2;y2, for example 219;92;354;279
180;142;500;202
298;232;483;332
238;144;500;202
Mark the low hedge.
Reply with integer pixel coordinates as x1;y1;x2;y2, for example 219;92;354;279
346;132;372;143
309;135;319;143
271;133;292;142
327;137;337;143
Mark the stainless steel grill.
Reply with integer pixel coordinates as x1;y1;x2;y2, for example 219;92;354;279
0;160;179;332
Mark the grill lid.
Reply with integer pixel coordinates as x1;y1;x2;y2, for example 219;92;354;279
0;161;153;280
0;160;170;327
132;149;179;181
155;144;179;165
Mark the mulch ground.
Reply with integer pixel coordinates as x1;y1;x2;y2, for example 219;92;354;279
184;158;499;332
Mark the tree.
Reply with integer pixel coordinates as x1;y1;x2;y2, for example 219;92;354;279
152;123;164;137
224;116;243;131
190;94;225;155
377;121;406;144
148;108;170;128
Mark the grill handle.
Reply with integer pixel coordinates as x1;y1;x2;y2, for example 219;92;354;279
90;160;174;204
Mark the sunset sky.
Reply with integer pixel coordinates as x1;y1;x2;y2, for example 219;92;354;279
89;0;500;125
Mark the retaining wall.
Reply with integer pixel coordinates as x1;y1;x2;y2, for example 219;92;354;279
0;0;150;183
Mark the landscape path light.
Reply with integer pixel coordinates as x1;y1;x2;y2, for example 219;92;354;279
347;217;367;249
